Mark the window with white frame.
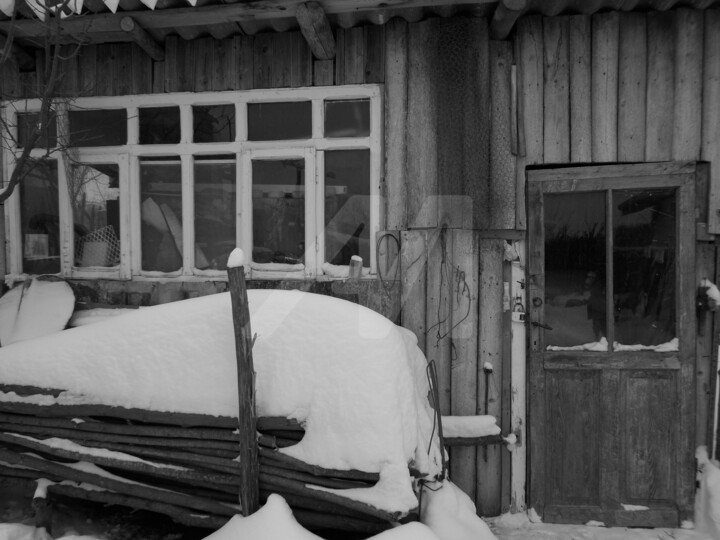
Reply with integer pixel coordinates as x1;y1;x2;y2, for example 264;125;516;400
3;86;382;280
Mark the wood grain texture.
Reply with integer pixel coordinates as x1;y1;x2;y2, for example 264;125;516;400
425;226;453;415
406;20;437;229
672;8;703;160
568;15;592;163
542;16;570;164
591;11;619;162
234;35;254;90
515;16;544;231
384;17;408;231
476;238;504;515
399;230;428;354
645;11;675;161
490;40;516;229
449;229;479;500
617;12;647;162
704;9;720;234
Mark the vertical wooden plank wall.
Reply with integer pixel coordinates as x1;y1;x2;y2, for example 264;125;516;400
49;26;388;97
515;8;719;453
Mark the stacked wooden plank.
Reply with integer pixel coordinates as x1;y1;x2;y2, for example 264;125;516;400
0;390;404;536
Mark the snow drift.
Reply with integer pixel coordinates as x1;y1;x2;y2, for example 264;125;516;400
0;289;443;513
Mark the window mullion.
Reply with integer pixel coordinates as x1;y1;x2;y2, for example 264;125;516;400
129;154;142;277
181;154;194;275
56;106;73;276
605;189;614;349
312;149;322;278
238;152;252;275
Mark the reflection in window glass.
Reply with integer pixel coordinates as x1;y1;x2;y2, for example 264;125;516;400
544;192;606;348
139;107;181;144
247;102;311;141
69;164;121;268
193;105;235;143
324;99;370;138
140;158;183;272
194;156;236;270
20;160;60;274
324;150;370;266
252;159;304;264
69;109;127;147
18;112;57;149
613;189;676;347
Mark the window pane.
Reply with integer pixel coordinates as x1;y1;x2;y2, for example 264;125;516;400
193;105;235;143
18;112;57;149
544;192;607;348
69;109;127;147
139;107;181;145
69;164;121;268
252;159;305;264
324;99;370;138
324;150;370;266
247;102;311;141
613;188;676;347
140;158;183;272
20;160;60;274
194;156;236;270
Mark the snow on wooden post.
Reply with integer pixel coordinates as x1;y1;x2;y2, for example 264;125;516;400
227;248;259;516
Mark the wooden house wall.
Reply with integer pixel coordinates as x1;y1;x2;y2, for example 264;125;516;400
0;16;518;516
514;7;720;462
2;6;718;520
388;17;517;516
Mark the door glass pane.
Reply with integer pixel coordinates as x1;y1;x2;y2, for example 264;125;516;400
140;158;183;272
324;149;370;266
324;99;370;138
194;156;236;271
69;109;127;147
247;102;311;141
69;164;121;268
139;107;181;145
252;159;305;265
20;160;60;274
544;192;607;349
613;188;676;348
193;105;235;143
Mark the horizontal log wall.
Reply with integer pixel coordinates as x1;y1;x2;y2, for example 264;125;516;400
515;7;719;454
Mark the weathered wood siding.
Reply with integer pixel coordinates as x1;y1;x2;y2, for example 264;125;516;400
392;17;517;516
515;7;718;456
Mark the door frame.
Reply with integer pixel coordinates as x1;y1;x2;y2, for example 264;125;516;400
526;161;697;525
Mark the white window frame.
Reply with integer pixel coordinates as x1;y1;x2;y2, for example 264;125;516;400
2;85;383;281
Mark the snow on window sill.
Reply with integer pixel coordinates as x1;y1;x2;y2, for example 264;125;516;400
546;337;679;353
321;262;371;279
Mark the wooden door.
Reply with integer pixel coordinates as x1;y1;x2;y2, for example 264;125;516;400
527;162;697;527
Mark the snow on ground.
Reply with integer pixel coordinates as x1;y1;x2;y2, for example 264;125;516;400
487;513;714;540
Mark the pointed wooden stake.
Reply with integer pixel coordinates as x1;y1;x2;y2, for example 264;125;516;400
227;248;259;516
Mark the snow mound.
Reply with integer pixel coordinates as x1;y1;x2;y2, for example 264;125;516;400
202;494;323;540
419;481;498;540
0;290;443;513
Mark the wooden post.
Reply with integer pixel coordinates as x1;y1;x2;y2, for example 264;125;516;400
227;248;259;516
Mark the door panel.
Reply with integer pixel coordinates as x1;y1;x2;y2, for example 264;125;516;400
547;370;601;506
528;163;697;527
624;371;676;503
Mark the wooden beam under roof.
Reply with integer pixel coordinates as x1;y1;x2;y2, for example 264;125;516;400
0;0;497;40
120;15;164;60
295;1;335;59
489;0;526;39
